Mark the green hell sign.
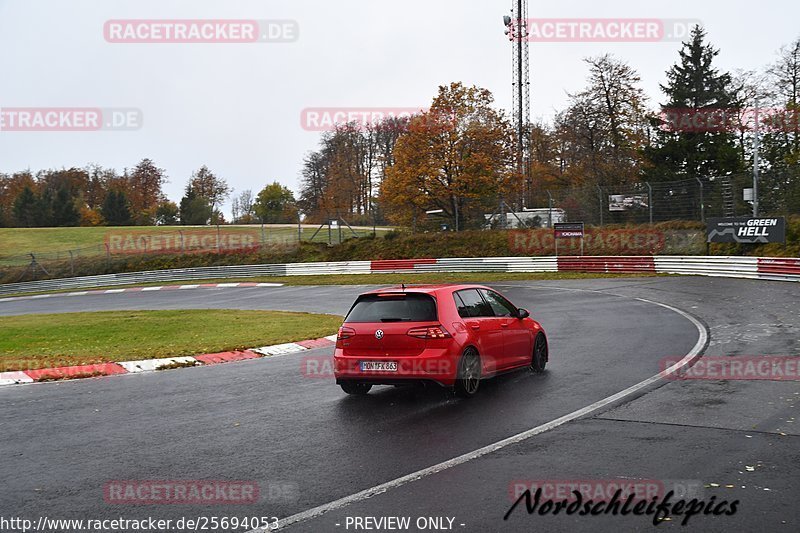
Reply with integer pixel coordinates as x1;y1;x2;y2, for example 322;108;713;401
706;217;786;244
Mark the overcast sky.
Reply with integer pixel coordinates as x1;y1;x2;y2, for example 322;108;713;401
1;0;798;216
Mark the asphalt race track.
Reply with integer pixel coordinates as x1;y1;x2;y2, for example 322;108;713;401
1;277;798;532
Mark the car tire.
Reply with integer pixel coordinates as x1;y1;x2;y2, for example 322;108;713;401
340;382;372;395
455;347;481;398
530;333;548;373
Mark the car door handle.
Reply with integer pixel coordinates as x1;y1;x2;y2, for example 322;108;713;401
470;324;480;330
500;322;509;328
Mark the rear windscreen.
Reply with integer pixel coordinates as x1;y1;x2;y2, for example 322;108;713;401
345;294;437;323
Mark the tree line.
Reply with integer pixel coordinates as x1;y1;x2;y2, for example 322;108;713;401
2;26;798;230
297;26;800;229
0;160;298;228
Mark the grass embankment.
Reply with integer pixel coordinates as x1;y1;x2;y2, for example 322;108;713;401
1;218;797;285
0;310;343;371
0;224;387;264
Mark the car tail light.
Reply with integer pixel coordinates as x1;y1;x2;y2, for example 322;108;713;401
336;327;355;347
407;325;451;339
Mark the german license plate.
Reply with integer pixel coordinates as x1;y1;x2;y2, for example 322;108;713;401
360;361;398;372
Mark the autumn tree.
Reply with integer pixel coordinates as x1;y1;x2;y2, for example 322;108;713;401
84;164;109;209
767;35;800;162
759;35;800;213
553;54;649;192
188;165;230;224
156;200;180;225
127;159;168;225
298;117;405;224
298;151;329;221
381;82;515;230
0;171;36;227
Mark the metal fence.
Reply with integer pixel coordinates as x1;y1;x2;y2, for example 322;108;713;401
526;172;800;227
455;172;800;231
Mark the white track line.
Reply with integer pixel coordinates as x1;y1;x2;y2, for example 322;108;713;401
252;297;707;532
0;283;287;303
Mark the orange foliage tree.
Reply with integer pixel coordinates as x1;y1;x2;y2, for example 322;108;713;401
380;82;516;230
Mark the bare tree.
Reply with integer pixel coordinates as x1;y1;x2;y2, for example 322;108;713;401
231;189;255;223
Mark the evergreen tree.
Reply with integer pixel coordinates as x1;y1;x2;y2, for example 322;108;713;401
179;185;212;225
51;185;81;226
36;188;54;227
102;190;132;226
12;186;38;227
645;26;742;182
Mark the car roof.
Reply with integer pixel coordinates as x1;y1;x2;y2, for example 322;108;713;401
361;284;490;296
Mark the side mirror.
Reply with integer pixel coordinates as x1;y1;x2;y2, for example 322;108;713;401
517;308;530;319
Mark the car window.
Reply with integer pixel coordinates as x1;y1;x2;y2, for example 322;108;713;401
480;289;517;318
345;293;437;323
454;289;494;318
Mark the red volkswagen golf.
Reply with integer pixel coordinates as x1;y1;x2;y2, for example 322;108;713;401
333;284;548;397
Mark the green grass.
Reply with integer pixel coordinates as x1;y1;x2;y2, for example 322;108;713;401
0;224;390;265
0;309;343;372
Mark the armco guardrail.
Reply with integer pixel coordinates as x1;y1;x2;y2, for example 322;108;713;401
0;256;798;297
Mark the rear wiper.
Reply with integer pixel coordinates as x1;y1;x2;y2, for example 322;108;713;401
380;317;407;322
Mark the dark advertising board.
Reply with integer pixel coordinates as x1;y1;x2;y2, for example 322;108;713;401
706;217;786;244
554;222;585;239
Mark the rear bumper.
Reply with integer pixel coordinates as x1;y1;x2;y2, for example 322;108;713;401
333;347;459;387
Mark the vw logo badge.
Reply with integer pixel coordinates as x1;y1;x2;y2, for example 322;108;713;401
375;329;384;340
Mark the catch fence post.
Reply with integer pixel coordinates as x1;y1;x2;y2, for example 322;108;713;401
695;177;705;222
597;185;604;226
